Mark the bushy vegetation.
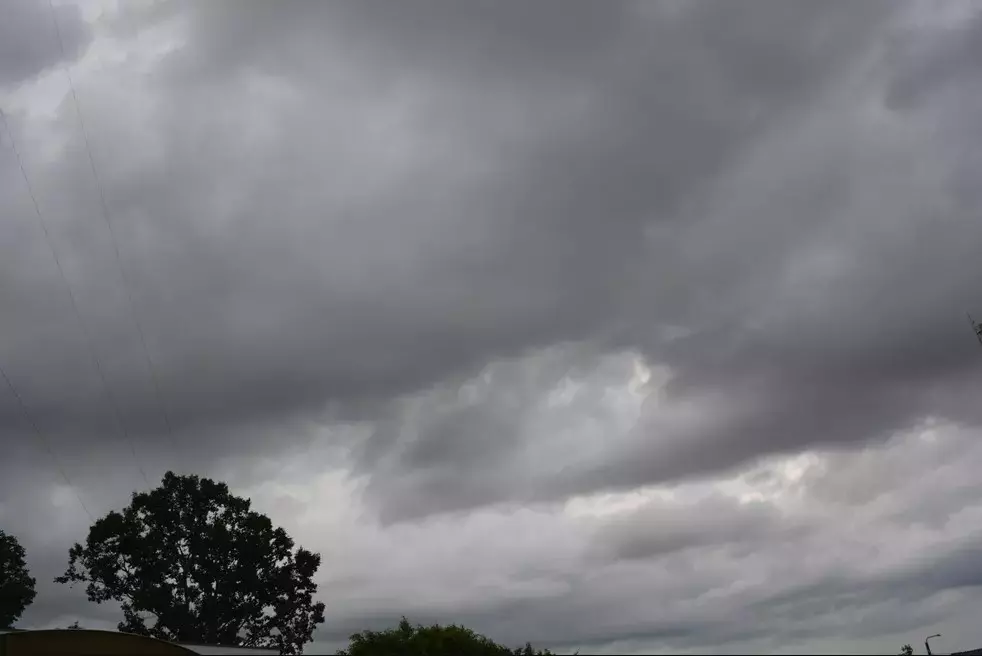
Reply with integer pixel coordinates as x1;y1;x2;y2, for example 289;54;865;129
336;617;554;656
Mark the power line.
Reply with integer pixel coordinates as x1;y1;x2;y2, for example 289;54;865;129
0;108;149;487
0;362;94;522
47;0;181;469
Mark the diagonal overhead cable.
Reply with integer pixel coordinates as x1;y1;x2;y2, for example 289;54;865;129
0;108;149;487
47;1;180;468
0;362;94;522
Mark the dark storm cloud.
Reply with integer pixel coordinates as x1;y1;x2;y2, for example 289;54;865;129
345;2;982;519
10;3;982;652
2;0;981;527
0;0;91;87
130;0;896;469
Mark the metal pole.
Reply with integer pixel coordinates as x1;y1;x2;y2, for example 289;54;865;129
926;633;941;655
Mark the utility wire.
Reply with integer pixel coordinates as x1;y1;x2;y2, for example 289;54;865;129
48;0;181;471
0;363;94;522
0;108;149;487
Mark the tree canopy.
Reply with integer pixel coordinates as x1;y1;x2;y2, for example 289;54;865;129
336;617;555;656
0;529;37;628
54;471;325;654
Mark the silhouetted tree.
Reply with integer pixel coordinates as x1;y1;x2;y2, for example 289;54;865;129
336;617;554;656
899;644;914;656
0;529;36;628
55;472;325;654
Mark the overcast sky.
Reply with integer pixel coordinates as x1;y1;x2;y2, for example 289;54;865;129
3;0;982;653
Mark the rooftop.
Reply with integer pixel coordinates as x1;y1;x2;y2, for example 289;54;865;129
0;629;278;655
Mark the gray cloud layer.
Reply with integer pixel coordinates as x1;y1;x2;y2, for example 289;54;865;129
4;0;982;652
0;0;91;87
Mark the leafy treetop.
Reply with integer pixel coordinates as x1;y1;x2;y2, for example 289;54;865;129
0;529;37;629
54;471;325;654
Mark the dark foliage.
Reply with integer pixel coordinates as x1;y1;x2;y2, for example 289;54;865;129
336;617;554;656
55;471;325;654
0;529;36;628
